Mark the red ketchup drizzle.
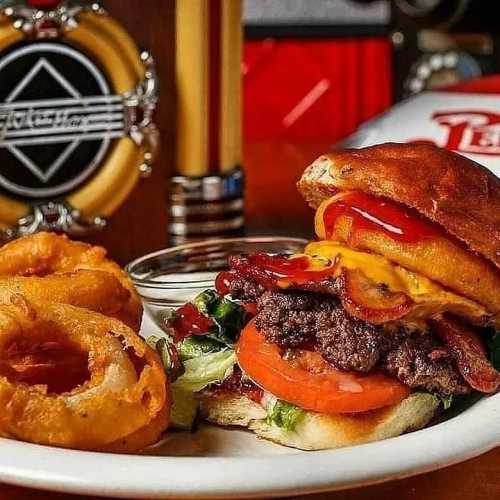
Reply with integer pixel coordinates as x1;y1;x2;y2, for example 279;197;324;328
323;191;442;243
228;253;335;288
168;303;213;342
215;271;236;296
213;366;263;403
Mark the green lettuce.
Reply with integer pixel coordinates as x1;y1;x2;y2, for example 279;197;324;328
192;289;218;316
170;349;237;429
192;290;247;345
177;336;225;361
146;335;184;382
435;393;453;410
488;331;500;370
169;386;198;430
173;349;236;393
267;400;304;432
148;331;237;430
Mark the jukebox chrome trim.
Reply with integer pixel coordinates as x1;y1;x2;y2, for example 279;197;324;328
0;1;158;236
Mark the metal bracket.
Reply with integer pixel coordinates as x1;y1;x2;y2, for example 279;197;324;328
125;50;159;178
0;1;103;38
1;201;107;240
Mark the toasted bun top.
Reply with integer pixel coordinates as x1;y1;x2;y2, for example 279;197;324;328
298;143;500;269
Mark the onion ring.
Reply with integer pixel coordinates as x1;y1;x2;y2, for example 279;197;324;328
101;405;170;453
0;270;135;326
0;295;169;451
0;232;142;330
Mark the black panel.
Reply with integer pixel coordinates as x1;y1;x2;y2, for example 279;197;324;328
0;40;119;200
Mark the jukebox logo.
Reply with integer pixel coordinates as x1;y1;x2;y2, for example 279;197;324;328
0;42;125;198
422;110;500;156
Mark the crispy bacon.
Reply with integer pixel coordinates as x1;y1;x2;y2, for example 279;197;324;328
228;254;413;324
210;365;263;403
228;254;341;295
228;254;338;289
433;315;500;393
339;268;413;324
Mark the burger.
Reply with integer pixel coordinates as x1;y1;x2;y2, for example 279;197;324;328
159;143;500;450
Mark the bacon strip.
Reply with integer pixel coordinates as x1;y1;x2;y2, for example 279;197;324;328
228;253;341;294
228;254;413;324
433;316;500;393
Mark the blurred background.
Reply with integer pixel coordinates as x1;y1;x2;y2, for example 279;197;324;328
238;0;500;238
3;0;500;261
102;0;500;261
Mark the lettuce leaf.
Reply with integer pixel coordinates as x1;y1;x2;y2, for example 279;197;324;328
147;335;184;382
192;289;219;316
178;336;225;361
173;349;236;393
435;393;453;410
192;289;247;346
267;400;304;431
169;348;236;429
170;386;199;430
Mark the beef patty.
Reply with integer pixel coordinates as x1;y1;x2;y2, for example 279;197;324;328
249;286;470;396
256;290;389;372
227;254;342;300
383;334;470;396
226;272;265;302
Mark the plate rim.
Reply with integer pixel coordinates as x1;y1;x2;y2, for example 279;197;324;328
0;393;498;499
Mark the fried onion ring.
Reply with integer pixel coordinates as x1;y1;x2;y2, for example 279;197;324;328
0;270;134;326
0;295;169;452
101;405;170;453
0;232;142;330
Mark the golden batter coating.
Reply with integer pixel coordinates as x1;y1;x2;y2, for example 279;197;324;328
0;232;143;330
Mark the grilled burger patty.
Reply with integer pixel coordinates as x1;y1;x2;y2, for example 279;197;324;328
229;275;469;396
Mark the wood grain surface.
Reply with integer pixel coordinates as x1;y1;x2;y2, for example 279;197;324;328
85;0;175;264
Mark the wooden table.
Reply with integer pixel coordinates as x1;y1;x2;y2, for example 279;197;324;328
2;139;499;499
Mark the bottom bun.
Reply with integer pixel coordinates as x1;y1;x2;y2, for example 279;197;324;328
199;392;438;451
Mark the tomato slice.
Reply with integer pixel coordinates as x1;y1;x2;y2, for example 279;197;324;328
236;321;410;414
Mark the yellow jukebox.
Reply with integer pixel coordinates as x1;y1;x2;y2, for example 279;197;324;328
0;0;158;237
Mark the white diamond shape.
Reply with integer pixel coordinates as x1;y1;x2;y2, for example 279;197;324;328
6;141;81;184
5;57;81;184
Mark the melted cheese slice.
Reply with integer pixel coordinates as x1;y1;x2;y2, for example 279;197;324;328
303;241;490;326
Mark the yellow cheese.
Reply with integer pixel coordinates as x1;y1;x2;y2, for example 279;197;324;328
302;241;490;326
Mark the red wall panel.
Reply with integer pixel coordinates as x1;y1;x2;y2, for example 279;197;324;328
243;37;392;142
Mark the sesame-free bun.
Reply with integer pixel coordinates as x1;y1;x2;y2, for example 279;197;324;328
199;392;438;451
298;143;500;318
298;143;500;269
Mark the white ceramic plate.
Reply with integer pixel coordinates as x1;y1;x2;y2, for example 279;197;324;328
0;316;498;499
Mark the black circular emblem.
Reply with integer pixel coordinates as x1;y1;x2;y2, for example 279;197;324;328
0;41;123;199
